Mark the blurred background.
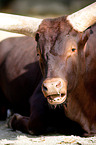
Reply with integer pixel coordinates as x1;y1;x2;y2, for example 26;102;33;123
0;0;96;17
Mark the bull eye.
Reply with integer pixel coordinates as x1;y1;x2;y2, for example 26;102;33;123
35;33;40;42
72;48;76;52
37;53;39;56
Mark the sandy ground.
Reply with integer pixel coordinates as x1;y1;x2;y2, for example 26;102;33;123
0;121;96;145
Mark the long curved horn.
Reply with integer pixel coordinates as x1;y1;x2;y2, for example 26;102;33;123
0;13;43;37
67;2;96;32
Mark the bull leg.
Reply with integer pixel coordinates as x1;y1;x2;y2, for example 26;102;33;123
8;113;31;134
8;106;50;135
8;109;50;135
8;80;51;135
8;100;50;135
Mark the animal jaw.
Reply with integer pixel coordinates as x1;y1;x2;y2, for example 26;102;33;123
47;93;67;105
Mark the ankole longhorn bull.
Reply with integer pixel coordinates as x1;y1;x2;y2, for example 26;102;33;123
0;2;96;136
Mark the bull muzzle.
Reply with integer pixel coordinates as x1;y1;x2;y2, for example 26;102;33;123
42;78;67;105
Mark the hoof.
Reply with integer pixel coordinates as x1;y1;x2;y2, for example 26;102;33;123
7;113;22;129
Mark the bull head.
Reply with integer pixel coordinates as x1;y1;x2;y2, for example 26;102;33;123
0;2;96;106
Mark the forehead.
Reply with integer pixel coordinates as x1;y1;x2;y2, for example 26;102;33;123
38;16;72;37
37;16;80;55
38;16;80;40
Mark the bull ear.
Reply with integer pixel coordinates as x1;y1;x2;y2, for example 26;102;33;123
77;30;90;75
67;2;96;32
0;13;43;37
78;30;90;50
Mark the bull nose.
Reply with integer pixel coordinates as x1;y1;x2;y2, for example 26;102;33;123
43;79;63;94
42;78;67;96
42;78;67;105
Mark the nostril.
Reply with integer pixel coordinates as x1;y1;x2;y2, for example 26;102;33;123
43;84;48;92
56;81;62;88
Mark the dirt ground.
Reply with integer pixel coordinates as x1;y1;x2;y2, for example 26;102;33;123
0;121;96;145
